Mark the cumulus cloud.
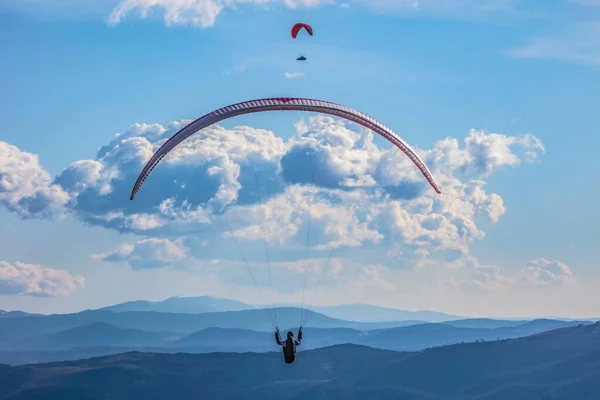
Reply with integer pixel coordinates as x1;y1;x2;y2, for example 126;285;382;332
5;0;597;27
108;0;332;28
460;257;576;294
1;115;546;270
460;263;508;295
0;261;85;297
284;72;306;79
375;179;506;268
0;142;70;219
104;0;546;28
429;129;545;176
346;264;395;294
92;238;190;270
93;236;344;299
521;258;575;286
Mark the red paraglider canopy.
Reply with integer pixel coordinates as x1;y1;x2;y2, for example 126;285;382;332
291;23;313;38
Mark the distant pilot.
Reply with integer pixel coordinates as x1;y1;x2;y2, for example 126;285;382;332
274;328;302;364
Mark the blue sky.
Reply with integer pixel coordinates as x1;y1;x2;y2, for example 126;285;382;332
0;0;598;318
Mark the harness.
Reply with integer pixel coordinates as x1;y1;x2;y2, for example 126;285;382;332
282;337;296;364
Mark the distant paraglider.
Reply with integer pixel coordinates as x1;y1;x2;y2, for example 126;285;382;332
292;23;312;62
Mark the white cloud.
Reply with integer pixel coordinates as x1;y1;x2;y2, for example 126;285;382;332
1;115;545;277
505;22;600;66
346;264;396;294
429;129;545;176
459;262;508;295
93;238;345;300
7;117;544;268
6;0;599;27
0;261;85;297
459;257;576;295
284;72;306;79
108;0;333;28
522;258;575;286
92;238;189;270
376;179;505;268
0;141;70;219
223;185;384;249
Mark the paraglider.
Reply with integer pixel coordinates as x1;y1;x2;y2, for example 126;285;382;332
291;23;313;39
128;97;442;363
129;97;442;201
291;23;312;62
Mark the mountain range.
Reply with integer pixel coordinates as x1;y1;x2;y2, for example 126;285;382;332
0;307;425;339
100;296;252;314
1;322;599;399
313;303;462;322
98;295;465;322
0;304;592;365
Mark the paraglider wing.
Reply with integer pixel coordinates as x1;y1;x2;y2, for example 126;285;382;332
291;23;313;39
130;98;442;200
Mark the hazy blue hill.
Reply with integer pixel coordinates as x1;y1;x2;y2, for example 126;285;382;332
512;318;588;331
0;318;592;366
176;326;254;342
100;295;253;313
173;327;266;351
365;322;496;350
0;345;410;400
2;323;176;351
489;318;592;338
172;326;364;352
0;307;425;340
440;318;592;331
358;319;590;351
443;318;527;329
1;323;599;399
315;303;462;322
0;347;136;366
101;298;460;323
0;310;35;318
356;323;600;398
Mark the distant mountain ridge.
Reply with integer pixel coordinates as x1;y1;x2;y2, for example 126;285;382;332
314;303;462;322
0;315;591;365
0;306;427;341
1;322;599;399
1;297;596;368
100;296;253;314
98;296;463;322
0;310;35;318
4;322;176;351
8;296;595;325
